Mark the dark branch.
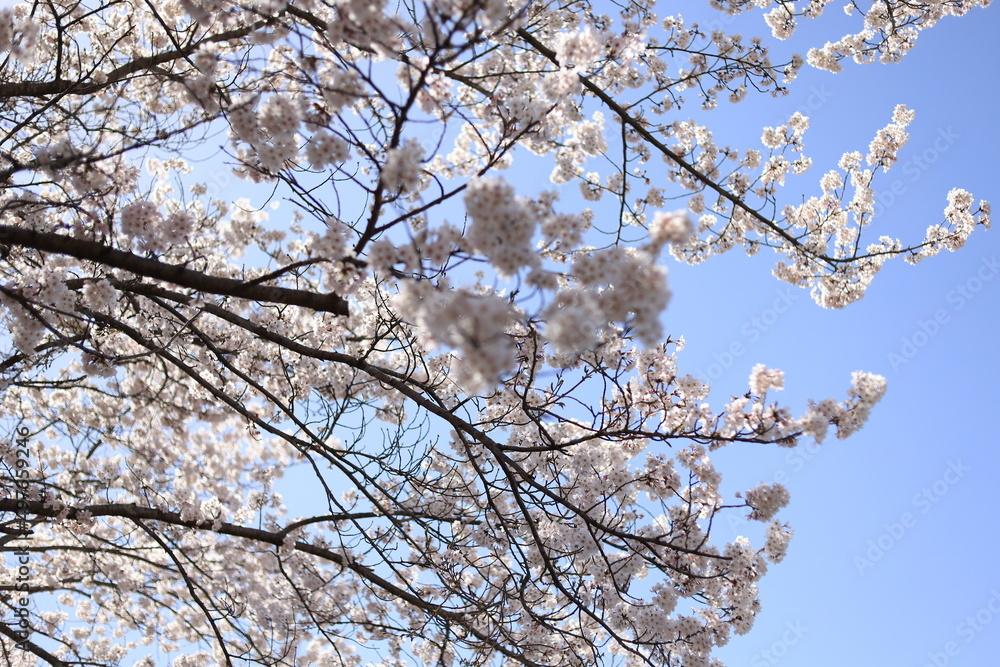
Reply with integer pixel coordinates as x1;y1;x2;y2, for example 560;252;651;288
0;226;349;316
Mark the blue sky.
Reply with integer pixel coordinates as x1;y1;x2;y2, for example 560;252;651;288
660;6;1000;667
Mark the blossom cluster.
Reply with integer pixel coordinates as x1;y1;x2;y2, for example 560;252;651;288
393;280;521;392
119;200;194;253
381;139;426;194
745;482;791;522
0;5;38;60
463;177;541;276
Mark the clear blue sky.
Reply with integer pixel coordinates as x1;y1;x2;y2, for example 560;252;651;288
657;6;1000;667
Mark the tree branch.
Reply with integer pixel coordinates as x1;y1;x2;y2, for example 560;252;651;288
0;226;348;315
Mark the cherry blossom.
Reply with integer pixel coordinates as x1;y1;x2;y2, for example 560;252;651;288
0;1;990;665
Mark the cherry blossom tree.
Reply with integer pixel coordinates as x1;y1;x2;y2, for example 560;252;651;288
0;0;990;665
